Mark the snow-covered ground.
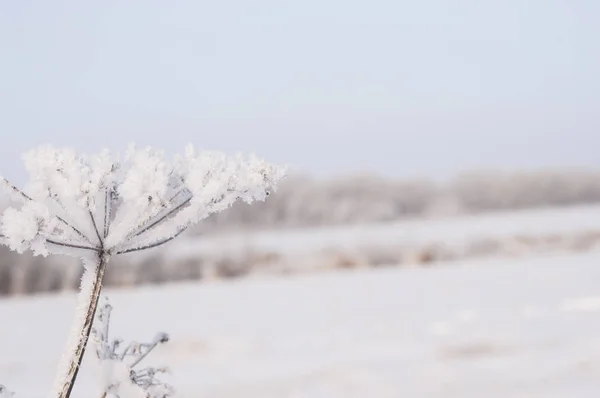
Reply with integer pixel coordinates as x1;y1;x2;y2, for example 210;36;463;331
2;251;600;397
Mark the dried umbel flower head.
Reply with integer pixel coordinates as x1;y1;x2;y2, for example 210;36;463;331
0;144;286;258
0;143;285;398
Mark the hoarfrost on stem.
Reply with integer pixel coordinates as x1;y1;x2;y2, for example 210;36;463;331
0;144;286;398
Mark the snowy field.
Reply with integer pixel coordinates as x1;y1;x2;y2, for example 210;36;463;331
2;251;600;397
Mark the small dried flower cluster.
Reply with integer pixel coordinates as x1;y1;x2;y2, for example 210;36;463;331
92;296;173;398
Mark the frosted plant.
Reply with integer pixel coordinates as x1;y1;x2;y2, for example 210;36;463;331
0;144;285;398
92;296;173;398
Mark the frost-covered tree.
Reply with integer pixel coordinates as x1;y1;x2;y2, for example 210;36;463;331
0;144;285;398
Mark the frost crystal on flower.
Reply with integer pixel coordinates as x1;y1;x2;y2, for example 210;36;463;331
0;144;286;258
92;297;173;398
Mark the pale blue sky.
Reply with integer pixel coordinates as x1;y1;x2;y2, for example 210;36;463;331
0;1;599;181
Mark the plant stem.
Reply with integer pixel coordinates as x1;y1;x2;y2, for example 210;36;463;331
117;227;187;254
52;253;108;398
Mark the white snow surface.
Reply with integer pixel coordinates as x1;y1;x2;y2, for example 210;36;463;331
2;251;600;397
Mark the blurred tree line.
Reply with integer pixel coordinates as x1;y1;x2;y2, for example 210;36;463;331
191;169;600;233
2;168;600;234
3;168;600;296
